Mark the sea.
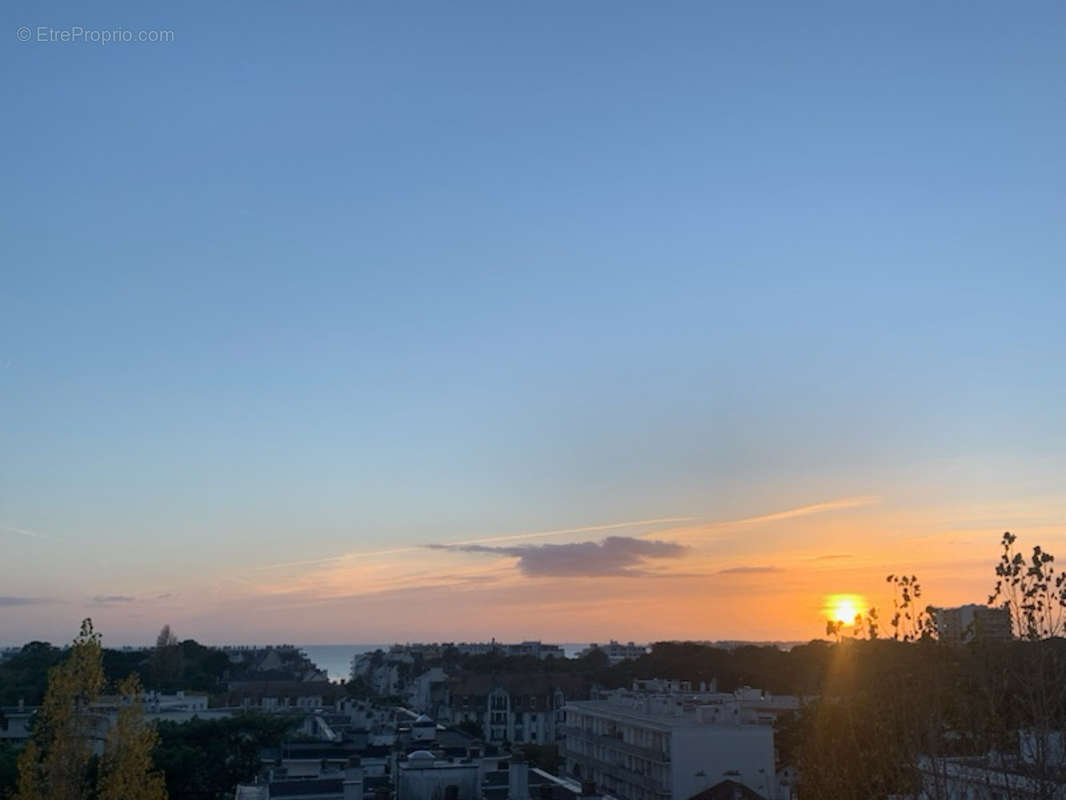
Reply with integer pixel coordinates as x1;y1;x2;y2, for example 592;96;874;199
299;643;591;682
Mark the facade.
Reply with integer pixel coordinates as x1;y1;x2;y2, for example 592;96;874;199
561;695;776;800
577;642;649;664
225;680;344;710
441;674;587;744
934;604;1012;644
452;641;566;660
397;751;481;800
0;702;34;742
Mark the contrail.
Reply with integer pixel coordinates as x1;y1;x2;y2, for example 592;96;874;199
660;496;880;542
716;496;879;527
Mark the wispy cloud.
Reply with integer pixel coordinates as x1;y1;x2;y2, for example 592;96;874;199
814;554;853;561
0;596;54;607
430;536;689;578
664;496;880;544
253;516;696;572
0;524;45;539
448;517;696;547
91;595;135;604
720;497;879;528
715;565;782;575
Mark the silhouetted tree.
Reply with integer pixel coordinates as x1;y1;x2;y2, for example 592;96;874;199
150;626;183;691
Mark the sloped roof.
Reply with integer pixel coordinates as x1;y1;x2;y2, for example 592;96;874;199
686;780;766;800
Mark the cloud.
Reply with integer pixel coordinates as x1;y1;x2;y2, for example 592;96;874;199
0;596;53;607
0;524;45;539
814;554;853;561
252;515;695;572
715;566;782;575
721;497;879;528
430;535;688;578
91;595;135;604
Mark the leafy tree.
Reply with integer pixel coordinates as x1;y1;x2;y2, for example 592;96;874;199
153;714;293;800
0;643;64;706
97;674;167;800
0;741;22;800
150;627;183;692
14;619;104;800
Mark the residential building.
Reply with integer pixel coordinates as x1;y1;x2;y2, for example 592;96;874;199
576;642;648;664
561;693;776;800
452;641;566;660
440;674;588;744
934;604;1012;644
396;750;481;800
0;701;34;742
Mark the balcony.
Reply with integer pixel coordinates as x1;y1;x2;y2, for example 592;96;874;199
563;750;670;795
560;725;670;764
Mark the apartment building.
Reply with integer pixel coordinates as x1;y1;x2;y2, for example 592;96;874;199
561;695;775;800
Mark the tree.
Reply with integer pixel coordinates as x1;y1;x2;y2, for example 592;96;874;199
150;626;183;691
14;619;105;800
0;741;22;800
97;674;167;800
154;714;293;799
885;573;937;641
990;531;1066;640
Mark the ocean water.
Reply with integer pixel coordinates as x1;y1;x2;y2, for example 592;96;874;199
299;645;386;682
298;643;590;682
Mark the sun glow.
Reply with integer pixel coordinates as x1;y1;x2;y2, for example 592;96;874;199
825;593;866;624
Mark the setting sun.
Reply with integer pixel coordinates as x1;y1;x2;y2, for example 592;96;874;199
825;593;866;624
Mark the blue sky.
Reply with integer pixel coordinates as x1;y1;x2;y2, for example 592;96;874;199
2;1;1064;644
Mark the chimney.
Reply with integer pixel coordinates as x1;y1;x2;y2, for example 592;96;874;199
509;753;529;800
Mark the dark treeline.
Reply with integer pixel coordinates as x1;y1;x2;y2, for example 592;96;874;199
0;638;231;706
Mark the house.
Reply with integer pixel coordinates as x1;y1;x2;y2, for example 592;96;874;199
440;674;589;744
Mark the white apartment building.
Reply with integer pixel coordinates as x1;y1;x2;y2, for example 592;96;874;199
577;642;649;664
562;695;776;800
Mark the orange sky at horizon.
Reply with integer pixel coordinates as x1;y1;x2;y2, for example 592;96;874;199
10;491;1064;647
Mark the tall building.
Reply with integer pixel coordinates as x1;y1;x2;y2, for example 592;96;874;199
561;694;775;800
934;604;1012;644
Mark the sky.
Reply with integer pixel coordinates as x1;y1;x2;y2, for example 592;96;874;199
2;1;1065;646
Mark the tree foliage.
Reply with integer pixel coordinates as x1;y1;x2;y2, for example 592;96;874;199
153;714;293;800
97;674;167;800
14;619;104;800
991;530;1066;640
792;531;1066;798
